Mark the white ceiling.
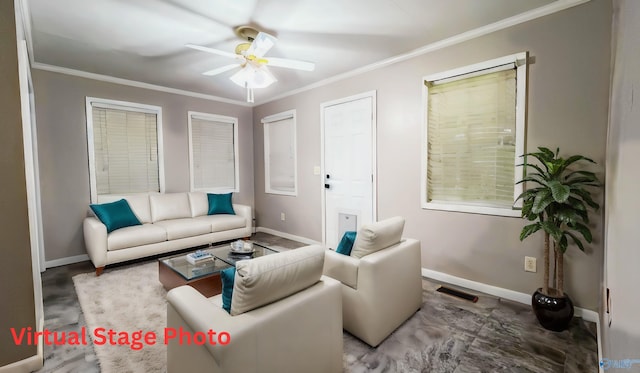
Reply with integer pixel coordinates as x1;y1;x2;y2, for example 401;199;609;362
25;0;557;105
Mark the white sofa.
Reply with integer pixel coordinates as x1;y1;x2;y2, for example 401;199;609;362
166;245;343;373
83;192;252;275
322;217;423;347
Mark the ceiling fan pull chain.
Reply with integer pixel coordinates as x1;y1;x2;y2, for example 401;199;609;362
246;84;254;103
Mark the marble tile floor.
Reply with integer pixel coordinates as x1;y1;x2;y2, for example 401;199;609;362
36;233;598;372
343;281;598;373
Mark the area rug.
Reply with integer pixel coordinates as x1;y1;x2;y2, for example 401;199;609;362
72;259;598;372
73;262;167;373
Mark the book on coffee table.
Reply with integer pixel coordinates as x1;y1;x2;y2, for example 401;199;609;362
185;250;213;265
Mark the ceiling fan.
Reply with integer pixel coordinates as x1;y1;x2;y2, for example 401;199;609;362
186;26;315;102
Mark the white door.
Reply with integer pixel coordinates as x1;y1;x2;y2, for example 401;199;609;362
322;92;376;249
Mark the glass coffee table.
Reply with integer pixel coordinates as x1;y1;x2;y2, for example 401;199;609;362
158;241;279;297
210;244;279;266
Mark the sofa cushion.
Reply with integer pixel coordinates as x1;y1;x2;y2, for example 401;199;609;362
188;192;209;217
107;224;167;251
230;245;325;316
350;216;405;259
194;214;246;232
207;193;235;215
122;194;153;223
96;194;152;223
150;193;192;222
90;199;142;233
153;218;212;240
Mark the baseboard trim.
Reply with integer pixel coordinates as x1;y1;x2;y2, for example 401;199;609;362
421;268;599;323
255;227;321;246
45;254;90;269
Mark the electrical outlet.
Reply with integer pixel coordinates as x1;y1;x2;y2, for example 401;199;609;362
280;212;286;221
524;256;537;272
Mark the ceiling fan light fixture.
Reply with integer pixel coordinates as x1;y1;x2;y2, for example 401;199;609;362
190;26;313;103
230;65;276;89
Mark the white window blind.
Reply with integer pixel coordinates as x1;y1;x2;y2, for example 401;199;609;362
189;113;238;192
91;105;160;196
423;52;527;216
263;111;296;195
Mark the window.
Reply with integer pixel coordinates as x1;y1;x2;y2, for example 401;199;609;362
188;112;239;193
86;97;164;203
422;52;527;216
262;110;297;195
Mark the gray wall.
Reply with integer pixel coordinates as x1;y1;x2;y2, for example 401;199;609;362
33;70;254;262
602;0;640;361
0;0;37;366
253;0;611;310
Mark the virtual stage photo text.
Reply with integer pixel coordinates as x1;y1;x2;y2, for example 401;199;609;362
10;327;231;350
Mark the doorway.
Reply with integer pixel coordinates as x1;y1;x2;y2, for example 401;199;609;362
321;91;376;248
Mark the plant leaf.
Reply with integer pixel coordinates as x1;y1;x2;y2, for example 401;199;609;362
564;170;597;182
520;223;542;241
521;199;533;218
565;176;600;185
558;235;568;253
517;174;549;187
532;190;554;214
570;222;593;243
572;188;600;210
548;180;571;203
515;187;544;202
555;208;582;225
566;231;586;252
563;154;596;168
517;162;546;176
521;151;551;171
541;221;563;242
567;196;587;211
538;147;555;160
556;155;595;176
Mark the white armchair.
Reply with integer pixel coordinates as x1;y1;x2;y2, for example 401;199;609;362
322;216;423;347
167;245;344;373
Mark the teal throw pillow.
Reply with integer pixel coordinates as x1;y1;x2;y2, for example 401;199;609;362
90;199;141;233
336;231;357;256
220;267;236;313
207;193;236;215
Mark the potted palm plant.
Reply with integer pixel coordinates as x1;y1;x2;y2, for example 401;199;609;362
516;147;601;332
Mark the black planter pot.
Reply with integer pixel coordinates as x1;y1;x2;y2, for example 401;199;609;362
531;288;574;332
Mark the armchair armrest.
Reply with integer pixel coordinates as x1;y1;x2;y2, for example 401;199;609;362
323;250;359;289
167;286;256;369
358;238;422;302
232;204;252;231
83;217;108;268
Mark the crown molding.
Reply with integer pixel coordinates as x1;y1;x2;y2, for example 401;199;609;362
31;62;252;107
256;0;591;106
25;0;589;108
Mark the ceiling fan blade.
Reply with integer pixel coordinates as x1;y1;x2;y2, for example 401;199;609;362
202;64;240;76
185;44;238;59
247;32;277;58
267;57;315;72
